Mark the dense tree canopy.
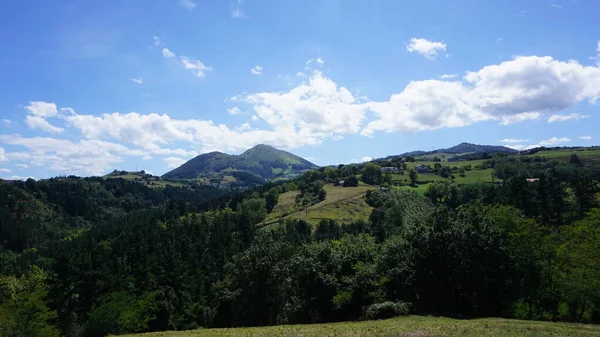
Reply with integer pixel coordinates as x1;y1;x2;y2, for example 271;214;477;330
1;153;600;336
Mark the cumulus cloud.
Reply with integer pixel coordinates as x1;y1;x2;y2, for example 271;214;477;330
364;55;600;135
227;107;242;115
9;44;600;177
439;73;457;80
131;77;143;84
25;115;64;133
547;113;588;123
250;65;263;75
26;101;59;118
180;56;211;78
0;134;147;175
16;164;28;169
0;147;5;162
580;136;592;140
406;38;447;60
0;168;11;173
361;156;373;162
231;0;246;18
539;137;570;146
162;48;176;59
164;157;187;169
1;175;36;181
501;138;530;143
179;0;196;11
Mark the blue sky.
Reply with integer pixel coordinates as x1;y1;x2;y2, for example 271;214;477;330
0;0;599;179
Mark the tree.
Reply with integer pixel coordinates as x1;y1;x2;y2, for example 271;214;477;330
361;163;382;185
318;188;327;201
324;167;338;181
0;266;60;337
408;169;418;186
569;153;582;166
265;189;279;214
343;176;359;187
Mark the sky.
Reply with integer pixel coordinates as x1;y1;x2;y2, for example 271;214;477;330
0;0;599;179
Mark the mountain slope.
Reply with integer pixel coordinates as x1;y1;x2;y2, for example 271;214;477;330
398;142;517;158
162;144;318;180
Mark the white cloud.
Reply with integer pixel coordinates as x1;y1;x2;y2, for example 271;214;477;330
496;37;504;44
580;136;592;140
163;157;186;169
406;38;447;60
236;123;252;132
131;77;143;84
550;4;562;9
539;137;571;146
364;54;600;135
162;48;176;59
25;101;59;118
231;0;246;18
439;73;457;80
250;65;263;75
0;168;11;173
3;119;12;125
501;138;530;143
0;134;147;176
153;36;162;46
161;47;211;78
142;155;152;160
25;115;64;133
0;147;5;162
547;112;588;123
513;137;572;151
179;0;196;11
316;58;324;65
361;156;373;162
593;41;600;66
236;70;367;144
180;56;211;78
228;107;242;115
16;164;28;169
1;175;36;181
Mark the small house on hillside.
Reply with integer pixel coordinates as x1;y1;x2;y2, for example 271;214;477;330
526;178;539;183
415;165;429;173
381;167;399;172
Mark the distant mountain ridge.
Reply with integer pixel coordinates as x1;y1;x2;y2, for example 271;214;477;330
162;144;318;181
396;142;518;158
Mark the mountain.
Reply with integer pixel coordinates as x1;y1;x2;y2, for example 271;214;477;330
162;144;318;181
397;142;518;158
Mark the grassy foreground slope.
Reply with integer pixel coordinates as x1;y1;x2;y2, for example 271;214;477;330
119;316;600;337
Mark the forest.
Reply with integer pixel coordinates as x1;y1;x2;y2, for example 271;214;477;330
1;152;600;336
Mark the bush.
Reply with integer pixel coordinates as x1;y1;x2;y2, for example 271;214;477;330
364;301;411;320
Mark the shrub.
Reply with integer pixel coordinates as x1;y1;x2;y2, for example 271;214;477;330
364;301;411;320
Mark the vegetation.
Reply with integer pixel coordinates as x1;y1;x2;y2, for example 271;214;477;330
120;316;600;337
1;144;600;336
162;144;318;182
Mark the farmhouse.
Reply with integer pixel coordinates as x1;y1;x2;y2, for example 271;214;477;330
415;165;430;173
381;167;399;172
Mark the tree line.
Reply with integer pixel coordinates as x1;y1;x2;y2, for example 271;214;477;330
0;154;599;336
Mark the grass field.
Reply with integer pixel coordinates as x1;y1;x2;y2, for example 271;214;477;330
525;148;600;164
119;315;600;337
262;184;376;226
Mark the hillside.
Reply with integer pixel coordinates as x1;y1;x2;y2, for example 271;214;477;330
121;316;600;337
396;142;517;158
162;144;318;181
